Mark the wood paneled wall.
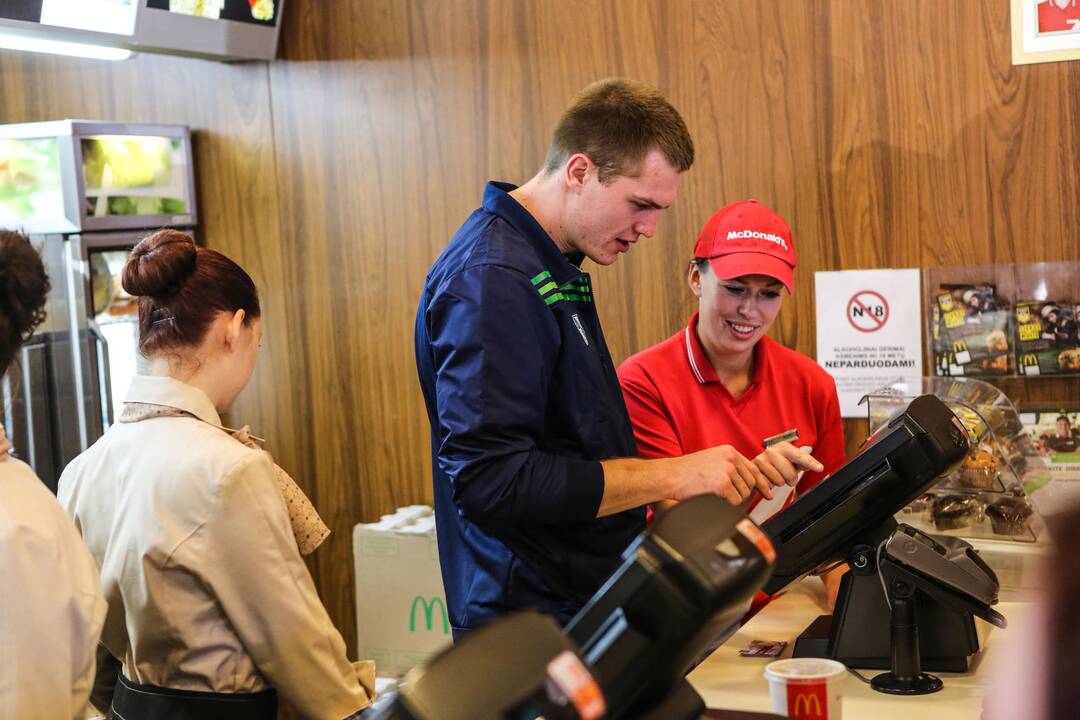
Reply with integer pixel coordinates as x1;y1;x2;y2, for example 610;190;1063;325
4;0;1080;685
264;0;1080;655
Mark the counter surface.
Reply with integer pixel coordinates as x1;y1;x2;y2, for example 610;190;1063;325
688;578;1027;719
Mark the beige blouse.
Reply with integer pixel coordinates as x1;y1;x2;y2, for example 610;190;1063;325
58;375;371;719
0;425;106;720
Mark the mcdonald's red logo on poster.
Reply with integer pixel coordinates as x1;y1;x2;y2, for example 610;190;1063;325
787;680;828;719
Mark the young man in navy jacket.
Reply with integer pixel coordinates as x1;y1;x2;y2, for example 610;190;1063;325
415;79;815;637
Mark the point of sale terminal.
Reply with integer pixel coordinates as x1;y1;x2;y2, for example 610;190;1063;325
366;394;1006;719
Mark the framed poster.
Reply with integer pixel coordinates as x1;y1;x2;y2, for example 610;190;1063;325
1022;409;1080;466
814;269;923;418
1019;408;1080;515
1012;0;1080;65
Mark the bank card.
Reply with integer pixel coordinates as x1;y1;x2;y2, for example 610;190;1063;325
763;428;799;449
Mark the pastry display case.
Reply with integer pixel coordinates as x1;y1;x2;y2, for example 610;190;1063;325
861;377;1048;545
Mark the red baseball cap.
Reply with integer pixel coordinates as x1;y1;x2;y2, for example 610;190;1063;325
693;199;797;293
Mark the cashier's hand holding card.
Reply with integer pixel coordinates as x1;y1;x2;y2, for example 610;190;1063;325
754;442;822;487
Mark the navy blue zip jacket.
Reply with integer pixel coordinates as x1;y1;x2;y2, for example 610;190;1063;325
415;181;644;635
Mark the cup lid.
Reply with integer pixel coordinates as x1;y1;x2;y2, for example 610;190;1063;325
763;658;847;681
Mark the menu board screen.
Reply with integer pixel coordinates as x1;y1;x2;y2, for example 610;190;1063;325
0;0;138;35
81;135;189;219
145;0;278;26
0;137;69;233
40;0;138;35
0;1;43;22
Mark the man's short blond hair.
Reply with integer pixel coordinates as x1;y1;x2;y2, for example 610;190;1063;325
543;78;694;183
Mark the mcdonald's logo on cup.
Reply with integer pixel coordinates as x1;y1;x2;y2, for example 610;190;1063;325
788;683;827;719
764;657;846;720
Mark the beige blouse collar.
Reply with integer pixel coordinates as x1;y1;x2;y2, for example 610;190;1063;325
124;375;223;428
120;375;329;557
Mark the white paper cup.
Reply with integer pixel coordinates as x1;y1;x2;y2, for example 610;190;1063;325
763;657;846;719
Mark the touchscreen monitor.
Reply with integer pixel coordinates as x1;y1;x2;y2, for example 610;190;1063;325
762;394;970;594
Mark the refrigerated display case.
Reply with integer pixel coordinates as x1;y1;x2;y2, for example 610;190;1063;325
0;121;195;491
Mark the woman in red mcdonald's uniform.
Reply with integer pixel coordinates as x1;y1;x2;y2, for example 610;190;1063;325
617;199;846;608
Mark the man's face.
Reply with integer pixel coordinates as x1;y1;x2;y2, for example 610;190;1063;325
690;269;785;356
563;149;682;265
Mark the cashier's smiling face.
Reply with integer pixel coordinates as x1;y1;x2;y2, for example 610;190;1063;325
690;268;784;358
563;149;682;265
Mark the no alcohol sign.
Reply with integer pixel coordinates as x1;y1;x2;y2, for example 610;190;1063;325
847;290;890;333
815;269;922;417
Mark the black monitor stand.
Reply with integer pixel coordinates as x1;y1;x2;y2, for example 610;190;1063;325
791;518;981;674
869;571;943;695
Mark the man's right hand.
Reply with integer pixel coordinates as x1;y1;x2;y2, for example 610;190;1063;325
669;444;772;506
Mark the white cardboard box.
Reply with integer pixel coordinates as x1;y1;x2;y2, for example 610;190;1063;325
353;505;452;677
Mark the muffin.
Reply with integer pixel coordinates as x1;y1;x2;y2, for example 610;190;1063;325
957;448;999;489
932;494;981;531
985;496;1034;537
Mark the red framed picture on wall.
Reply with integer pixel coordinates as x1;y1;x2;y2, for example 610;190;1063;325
1013;0;1080;64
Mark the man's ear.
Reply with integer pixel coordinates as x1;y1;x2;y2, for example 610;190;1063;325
564;153;593;191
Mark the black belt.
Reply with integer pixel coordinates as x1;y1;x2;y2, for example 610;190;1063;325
109;673;277;720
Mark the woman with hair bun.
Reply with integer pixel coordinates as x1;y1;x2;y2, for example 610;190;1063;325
0;229;107;719
58;229;373;720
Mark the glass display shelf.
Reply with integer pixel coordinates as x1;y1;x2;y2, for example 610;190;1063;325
861;377;1048;545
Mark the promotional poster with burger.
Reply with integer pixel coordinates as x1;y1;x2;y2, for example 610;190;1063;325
1015;301;1080;375
931;283;1013;376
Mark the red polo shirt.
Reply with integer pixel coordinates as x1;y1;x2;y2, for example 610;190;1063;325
618;312;845;508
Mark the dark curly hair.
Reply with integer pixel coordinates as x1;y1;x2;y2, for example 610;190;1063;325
0;230;50;375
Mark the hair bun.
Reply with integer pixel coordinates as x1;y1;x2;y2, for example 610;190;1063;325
122;229;197;298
